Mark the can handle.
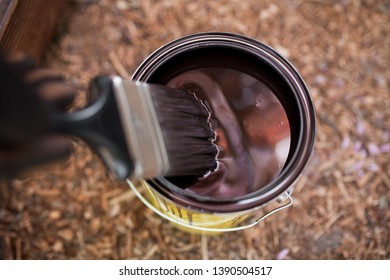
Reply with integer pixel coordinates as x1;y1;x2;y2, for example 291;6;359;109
252;193;294;225
215;193;294;232
214;193;293;232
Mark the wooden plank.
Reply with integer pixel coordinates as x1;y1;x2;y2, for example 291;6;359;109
0;0;65;61
0;0;18;39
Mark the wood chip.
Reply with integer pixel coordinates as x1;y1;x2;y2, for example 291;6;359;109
201;234;208;260
108;51;131;79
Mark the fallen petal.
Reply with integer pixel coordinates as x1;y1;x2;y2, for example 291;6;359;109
379;143;390;153
367;142;380;156
276;248;289;260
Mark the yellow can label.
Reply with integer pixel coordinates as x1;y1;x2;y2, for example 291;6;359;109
129;180;260;234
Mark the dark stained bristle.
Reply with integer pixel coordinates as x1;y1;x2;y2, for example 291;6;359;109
148;84;218;177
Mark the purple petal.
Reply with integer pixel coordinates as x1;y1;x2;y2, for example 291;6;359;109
367;162;379;172
354;141;362;152
341;136;350;149
367;142;380;156
314;74;326;85
276;248;289;260
356;121;365;135
375;75;386;86
354;160;365;178
334;78;345;87
379;143;390;153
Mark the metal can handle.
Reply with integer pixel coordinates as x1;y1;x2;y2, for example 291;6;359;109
217;193;294;232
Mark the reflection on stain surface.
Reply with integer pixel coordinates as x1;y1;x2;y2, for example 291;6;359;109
167;68;290;199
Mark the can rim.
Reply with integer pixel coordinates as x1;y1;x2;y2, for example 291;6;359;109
132;32;316;212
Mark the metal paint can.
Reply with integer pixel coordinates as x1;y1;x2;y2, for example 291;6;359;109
129;32;315;233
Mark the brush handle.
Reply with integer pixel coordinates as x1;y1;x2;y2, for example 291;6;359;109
52;76;134;180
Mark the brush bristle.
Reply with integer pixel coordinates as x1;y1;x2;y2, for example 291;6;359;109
148;84;218;177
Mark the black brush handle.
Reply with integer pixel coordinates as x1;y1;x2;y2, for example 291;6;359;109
52;76;134;180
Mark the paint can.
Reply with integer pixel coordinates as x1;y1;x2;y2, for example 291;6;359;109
129;32;315;233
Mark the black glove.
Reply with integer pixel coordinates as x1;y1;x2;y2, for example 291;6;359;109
0;57;76;177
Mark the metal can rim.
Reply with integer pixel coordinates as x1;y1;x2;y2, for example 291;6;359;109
132;32;316;212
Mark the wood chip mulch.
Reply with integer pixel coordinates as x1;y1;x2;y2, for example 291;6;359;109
0;0;389;259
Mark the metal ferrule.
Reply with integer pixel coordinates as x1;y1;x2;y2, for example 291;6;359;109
111;76;170;179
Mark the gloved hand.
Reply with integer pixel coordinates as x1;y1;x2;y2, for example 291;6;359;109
0;56;76;177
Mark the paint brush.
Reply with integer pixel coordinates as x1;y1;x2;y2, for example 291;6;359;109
52;76;218;180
